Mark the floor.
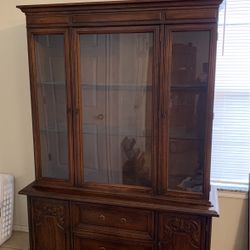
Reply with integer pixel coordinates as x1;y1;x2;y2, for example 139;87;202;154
0;231;29;250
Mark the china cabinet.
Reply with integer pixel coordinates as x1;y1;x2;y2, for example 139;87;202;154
17;0;222;249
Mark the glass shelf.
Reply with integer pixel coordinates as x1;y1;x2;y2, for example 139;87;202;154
83;125;151;138
82;83;152;92
38;81;65;85
169;135;204;141
40;128;67;133
171;84;207;90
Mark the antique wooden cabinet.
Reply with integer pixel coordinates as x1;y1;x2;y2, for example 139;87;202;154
17;0;222;249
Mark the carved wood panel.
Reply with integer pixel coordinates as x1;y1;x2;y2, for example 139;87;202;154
159;213;205;250
31;198;70;250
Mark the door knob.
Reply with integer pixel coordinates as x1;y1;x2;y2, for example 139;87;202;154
96;114;104;120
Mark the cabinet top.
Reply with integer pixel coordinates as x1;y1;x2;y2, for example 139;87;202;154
17;0;223;14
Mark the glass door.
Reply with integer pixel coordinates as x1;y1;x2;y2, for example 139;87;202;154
162;25;216;197
30;29;73;184
75;27;159;191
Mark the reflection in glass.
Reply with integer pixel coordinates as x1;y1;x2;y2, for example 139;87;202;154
171;31;210;86
80;33;153;187
168;31;210;193
168;139;204;192
170;90;207;139
35;35;69;179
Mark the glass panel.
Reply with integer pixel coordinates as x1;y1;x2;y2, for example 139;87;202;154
170;90;207;139
35;34;69;179
168;31;210;192
168;139;204;193
171;31;210;86
80;33;153;187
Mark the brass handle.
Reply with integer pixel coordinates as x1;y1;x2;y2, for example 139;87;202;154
100;247;106;250
120;217;127;224
96;114;104;120
99;214;106;221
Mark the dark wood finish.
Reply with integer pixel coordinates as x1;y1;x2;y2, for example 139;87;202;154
161;23;217;203
17;1;222;249
73;25;159;195
29;197;70;250
72;11;162;23
159;213;205;250
164;7;218;21
72;202;154;240
27;15;71;26
74;236;155;250
27;28;75;187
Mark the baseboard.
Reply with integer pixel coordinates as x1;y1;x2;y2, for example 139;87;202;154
13;225;29;232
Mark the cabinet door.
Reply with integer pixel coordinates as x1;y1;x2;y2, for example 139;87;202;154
161;24;217;199
30;198;70;250
74;27;159;191
29;29;73;184
158;213;206;250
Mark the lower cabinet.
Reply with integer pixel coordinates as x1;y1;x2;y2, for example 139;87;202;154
29;198;70;250
28;197;212;250
158;213;206;250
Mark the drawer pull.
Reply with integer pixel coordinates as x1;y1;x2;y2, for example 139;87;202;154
100;247;106;250
99;214;106;221
120;217;127;224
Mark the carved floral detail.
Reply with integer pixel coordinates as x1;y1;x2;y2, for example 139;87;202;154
163;216;200;248
34;200;65;228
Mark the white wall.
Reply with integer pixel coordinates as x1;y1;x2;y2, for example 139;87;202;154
0;1;248;249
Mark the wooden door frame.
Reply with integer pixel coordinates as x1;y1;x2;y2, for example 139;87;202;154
72;25;160;195
160;23;217;203
27;28;74;187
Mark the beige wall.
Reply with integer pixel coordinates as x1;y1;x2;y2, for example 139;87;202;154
211;191;248;250
0;1;248;249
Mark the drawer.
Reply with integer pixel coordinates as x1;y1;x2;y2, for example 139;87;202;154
72;203;154;240
74;236;154;250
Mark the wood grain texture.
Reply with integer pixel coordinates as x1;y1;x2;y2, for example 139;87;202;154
30;198;70;250
74;236;155;250
72;202;154;240
159;213;205;250
18;0;221;249
17;0;223;14
27;28;75;187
